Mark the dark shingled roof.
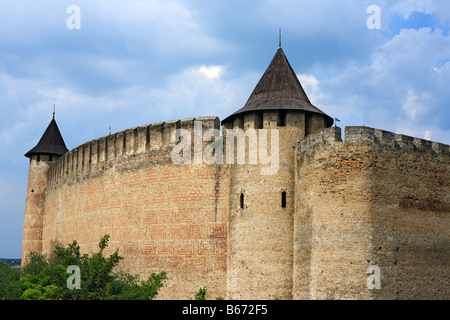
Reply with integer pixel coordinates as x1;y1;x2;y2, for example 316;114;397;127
25;117;68;158
222;48;333;126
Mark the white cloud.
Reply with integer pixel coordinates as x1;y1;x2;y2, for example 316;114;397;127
391;0;439;19
144;65;256;122
310;26;450;144
199;66;223;79
297;74;320;104
402;89;426;120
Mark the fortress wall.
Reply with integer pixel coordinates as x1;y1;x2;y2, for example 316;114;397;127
43;117;229;300
346;127;449;300
295;126;449;300
226;110;307;299
294;127;363;300
22;154;51;262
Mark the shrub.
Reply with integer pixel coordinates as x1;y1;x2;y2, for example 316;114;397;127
19;235;167;300
0;261;21;300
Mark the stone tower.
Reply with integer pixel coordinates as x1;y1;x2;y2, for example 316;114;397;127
222;47;333;299
23;114;68;262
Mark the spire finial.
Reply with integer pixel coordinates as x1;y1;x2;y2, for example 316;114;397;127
53;104;55;119
279;28;281;48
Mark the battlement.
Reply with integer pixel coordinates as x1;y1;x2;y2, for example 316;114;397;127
222;109;328;136
345;126;449;154
297;126;449;158
46;116;220;188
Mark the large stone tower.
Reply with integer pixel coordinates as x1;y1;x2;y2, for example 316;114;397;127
23;114;68;262
222;47;333;299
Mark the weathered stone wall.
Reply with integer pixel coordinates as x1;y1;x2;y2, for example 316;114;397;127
225;110;324;299
22;154;51;262
43;117;229;300
26;114;449;300
295;126;450;300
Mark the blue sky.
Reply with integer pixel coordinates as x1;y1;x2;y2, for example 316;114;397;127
0;0;449;258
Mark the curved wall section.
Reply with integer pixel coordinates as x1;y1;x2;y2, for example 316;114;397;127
43;117;229;299
294;126;450;300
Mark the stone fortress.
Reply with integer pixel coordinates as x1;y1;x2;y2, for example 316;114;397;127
23;47;449;300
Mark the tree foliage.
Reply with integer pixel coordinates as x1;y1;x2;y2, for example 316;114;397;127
1;235;167;300
193;286;224;300
194;286;207;300
0;260;21;300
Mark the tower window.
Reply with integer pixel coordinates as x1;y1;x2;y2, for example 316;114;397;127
240;193;244;209
256;112;263;129
278;111;287;127
281;191;287;208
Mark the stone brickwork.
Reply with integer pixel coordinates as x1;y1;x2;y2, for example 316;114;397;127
23;114;449;299
22;154;51;261
226;110;309;300
295;126;449;300
39;117;228;300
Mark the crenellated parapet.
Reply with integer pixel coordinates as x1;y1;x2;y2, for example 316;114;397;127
297;126;449;164
46;116;220;189
294;125;450;300
344;126;450;155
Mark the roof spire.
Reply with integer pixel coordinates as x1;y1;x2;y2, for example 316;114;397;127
25;110;69;158
221;46;333;126
279;28;281;48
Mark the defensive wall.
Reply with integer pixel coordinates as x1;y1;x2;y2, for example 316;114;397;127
295;126;449;300
23;44;449;299
43;116;229;300
24;112;449;299
39;108;329;300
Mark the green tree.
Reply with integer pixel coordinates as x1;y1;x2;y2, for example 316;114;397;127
0;260;21;300
21;251;49;276
195;286;207;300
193;286;224;300
19;235;167;300
106;270;167;300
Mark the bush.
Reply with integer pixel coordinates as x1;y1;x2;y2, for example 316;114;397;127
0;261;21;300
18;235;167;300
195;286;207;300
107;270;168;300
193;286;224;300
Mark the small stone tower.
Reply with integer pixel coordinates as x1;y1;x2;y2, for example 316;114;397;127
23;114;68;262
222;47;333;299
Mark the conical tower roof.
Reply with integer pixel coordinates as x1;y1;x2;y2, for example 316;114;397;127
25;117;68;158
222;48;333;126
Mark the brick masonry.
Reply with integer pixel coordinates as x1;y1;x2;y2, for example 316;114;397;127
23;113;449;299
295;126;449;300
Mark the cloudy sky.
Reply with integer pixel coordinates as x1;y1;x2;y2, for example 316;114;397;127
0;0;449;258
